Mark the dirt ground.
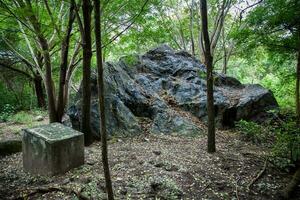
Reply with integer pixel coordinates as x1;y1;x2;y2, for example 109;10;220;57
0;119;299;200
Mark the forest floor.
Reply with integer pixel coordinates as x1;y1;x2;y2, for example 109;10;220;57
0;114;299;200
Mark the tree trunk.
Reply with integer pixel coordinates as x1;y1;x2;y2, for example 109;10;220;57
282;165;300;199
56;1;75;122
33;75;46;109
81;0;93;146
222;56;227;74
296;42;300;126
63;79;70;109
93;0;114;199
189;0;195;56
39;36;58;123
25;0;58;122
222;26;227;74
200;0;216;153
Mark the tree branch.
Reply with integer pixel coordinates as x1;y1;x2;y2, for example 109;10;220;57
102;0;150;48
0;62;33;80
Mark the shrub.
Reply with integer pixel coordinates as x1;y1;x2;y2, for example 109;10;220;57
272;120;300;170
7;109;47;125
9;111;34;124
0;104;15;122
236;120;270;144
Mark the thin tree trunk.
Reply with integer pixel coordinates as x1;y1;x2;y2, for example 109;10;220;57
56;0;75;122
93;0;114;199
200;0;216;153
222;27;227;74
222;55;227;74
179;26;187;51
31;30;56;120
296;43;300;126
39;36;58;122
196;15;205;63
24;0;58;122
189;0;195;56
81;0;93;145
33;75;46;109
63;79;70;109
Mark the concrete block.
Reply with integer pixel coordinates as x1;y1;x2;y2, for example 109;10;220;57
22;123;84;176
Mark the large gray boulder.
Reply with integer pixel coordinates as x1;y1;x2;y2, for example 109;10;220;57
68;45;278;138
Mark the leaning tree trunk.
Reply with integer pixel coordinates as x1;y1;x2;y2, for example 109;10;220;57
200;0;216;153
296;43;300;126
81;0;93;146
93;0;114;199
33;75;46;109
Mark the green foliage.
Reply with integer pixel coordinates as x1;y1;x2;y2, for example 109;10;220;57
269;111;298;170
2;109;46;126
0;104;15;122
0;82;18;111
227;48;296;110
148;176;182;199
236;120;271;144
198;70;206;79
237;112;300;171
272;120;300;166
9;111;34;124
229;0;300;113
0;74;37;111
233;0;300;54
120;54;140;67
81;179;106;199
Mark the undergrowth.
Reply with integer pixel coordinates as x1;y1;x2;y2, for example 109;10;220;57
236;110;300;171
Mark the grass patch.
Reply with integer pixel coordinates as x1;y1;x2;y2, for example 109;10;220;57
8;109;47;125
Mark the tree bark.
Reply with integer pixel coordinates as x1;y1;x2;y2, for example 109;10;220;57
189;0;195;56
56;0;75;122
200;0;216;153
24;0;58;122
81;0;93;146
93;0;114;199
39;36;58;122
282;165;300;199
33;75;46;109
296;40;300;126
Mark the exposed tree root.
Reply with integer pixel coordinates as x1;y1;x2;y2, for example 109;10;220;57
13;186;89;200
247;158;268;190
235;177;241;200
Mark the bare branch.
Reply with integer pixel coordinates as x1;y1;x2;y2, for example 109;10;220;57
239;0;263;21
103;0;150;48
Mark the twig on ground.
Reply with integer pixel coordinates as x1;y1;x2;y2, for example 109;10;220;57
200;182;211;193
235;177;241;200
14;185;88;200
247;158;268;190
